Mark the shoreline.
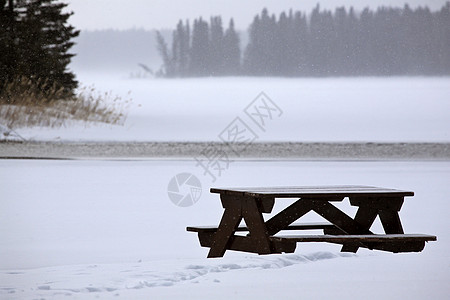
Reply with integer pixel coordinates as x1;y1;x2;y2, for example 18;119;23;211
1;141;449;160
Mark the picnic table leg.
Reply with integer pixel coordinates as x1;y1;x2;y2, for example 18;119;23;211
348;196;404;235
242;197;272;254
379;210;404;234
369;196;404;234
208;205;242;258
341;206;379;252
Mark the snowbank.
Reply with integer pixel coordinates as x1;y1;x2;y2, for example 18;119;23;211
13;75;450;142
0;160;448;299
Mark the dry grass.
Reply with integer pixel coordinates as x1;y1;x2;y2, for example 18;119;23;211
0;77;130;129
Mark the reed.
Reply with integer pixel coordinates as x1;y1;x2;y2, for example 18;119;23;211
0;77;130;129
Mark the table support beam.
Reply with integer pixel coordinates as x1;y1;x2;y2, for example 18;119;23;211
379;210;404;234
265;199;314;236
310;200;372;235
243;197;272;254
207;205;242;258
340;206;379;252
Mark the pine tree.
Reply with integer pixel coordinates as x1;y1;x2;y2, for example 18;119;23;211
172;20;190;76
189;17;210;76
243;8;278;76
434;2;450;74
180;20;190;76
209;16;224;75
155;3;450;77
309;5;336;75
356;7;375;75
155;30;174;76
243;14;261;75
1;0;19;92
1;0;79;101
292;11;308;76
222;19;240;75
276;11;290;75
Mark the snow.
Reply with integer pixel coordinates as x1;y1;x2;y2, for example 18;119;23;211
1;159;449;299
13;74;450;142
2;74;449;298
0;124;25;142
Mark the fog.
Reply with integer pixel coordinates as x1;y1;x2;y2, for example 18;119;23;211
70;2;449;77
66;0;449;31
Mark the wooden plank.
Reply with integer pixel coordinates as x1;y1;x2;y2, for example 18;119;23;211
210;185;414;199
241;197;272;254
199;232;436;255
265;199;314;236
258;197;275;213
198;232;296;254
207;205;242;258
271;234;436;253
187;222;337;233
367;241;427;253
340;205;379;252
310;200;372;235
350;196;404;211
271;234;437;243
379;210;404;234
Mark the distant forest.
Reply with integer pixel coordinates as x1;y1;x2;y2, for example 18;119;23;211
156;3;450;77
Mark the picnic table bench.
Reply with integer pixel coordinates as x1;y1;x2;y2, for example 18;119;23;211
187;186;436;258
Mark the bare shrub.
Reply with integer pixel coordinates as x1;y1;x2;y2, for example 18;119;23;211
0;77;130;129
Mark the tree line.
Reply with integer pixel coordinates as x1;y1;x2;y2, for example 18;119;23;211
157;3;450;77
1;0;79;101
156;17;240;77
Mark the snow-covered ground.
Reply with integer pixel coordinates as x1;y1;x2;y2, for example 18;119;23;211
0;159;448;299
14;75;450;142
2;75;449;299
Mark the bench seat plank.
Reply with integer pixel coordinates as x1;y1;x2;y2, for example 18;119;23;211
187;222;336;233
210;185;414;198
270;234;437;243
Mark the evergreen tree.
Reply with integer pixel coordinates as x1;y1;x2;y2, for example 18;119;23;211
209;16;224;75
189;17;210;76
356;7;375;75
276;11;290;75
309;5;336;75
292;11;308;75
432;2;450;74
155;30;174;77
243;8;278;75
1;0;79;100
262;10;278;75
345;7;359;75
334;7;358;75
372;7;403;75
222;19;240;75
0;0;16;86
156;3;450;77
242;14;261;75
173;20;190;76
155;20;189;77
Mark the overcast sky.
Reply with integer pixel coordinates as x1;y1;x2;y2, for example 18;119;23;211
66;0;448;31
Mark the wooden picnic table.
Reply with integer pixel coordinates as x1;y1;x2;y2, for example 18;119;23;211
187;185;436;258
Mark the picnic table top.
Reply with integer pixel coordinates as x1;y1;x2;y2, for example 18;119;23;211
210;185;414;198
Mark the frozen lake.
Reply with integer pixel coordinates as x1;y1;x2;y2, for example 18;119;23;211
0;159;448;299
15;75;450;143
2;74;449;299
